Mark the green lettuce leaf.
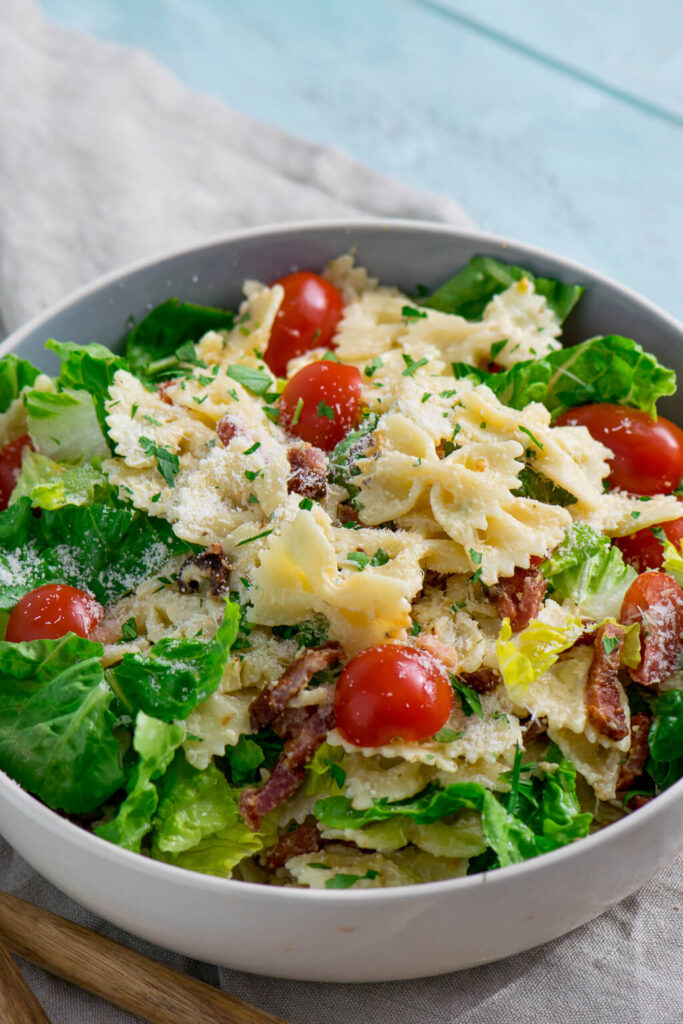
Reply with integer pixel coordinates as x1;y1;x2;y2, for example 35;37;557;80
10;450;109;509
0;634;125;813
422;256;583;322
0;354;42;414
221;728;284;786
125;299;236;377
110;600;240;721
152;819;266;878
661;539;683;588
0;498;196;610
495;615;583;695
25;386;110;462
152;754;242;854
541;523;636;619
95;712;185;852
452;336;676;419
45;339;127;432
647;689;683;790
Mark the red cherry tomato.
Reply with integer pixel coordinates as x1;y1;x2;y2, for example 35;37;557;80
555;403;683;495
334;644;453;747
279;360;362;451
263;272;344;377
620;570;683;686
0;434;34;510
6;584;104;643
616;516;683;572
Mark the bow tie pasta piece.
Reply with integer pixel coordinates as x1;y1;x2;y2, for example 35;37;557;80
480;277;562;368
246;505;425;651
195;281;284;369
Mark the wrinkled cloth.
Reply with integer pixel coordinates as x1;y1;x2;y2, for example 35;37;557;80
0;2;681;1024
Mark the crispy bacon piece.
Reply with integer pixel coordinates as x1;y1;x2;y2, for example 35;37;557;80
490;563;547;633
616;712;652;797
216;414;247;447
178;543;231;596
460;668;501;695
423;570;449;591
585;623;629;741
520;716;547;743
239;701;336;831
338;503;361;527
264;823;322;871
157;379;176;405
287;443;328;500
249;643;343;732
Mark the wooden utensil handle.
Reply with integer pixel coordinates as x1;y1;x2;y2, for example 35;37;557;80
0;892;289;1024
0;940;51;1023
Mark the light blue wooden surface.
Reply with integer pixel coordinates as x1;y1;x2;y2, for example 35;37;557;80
40;1;683;320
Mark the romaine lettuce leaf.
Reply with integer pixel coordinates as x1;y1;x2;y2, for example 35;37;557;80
10;450;108;509
0;353;42;414
24;386;110;462
452;336;675;419
495;616;583;694
422;256;583;322
151;819;266;878
110;600;240;721
45;339;127;432
152;754;241;854
95;712;185;853
0;498;196;610
0;634;124;813
661;538;683;588
647;689;683;790
125;299;236;377
541;523;636;620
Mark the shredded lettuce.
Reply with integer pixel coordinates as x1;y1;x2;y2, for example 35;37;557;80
422;256;583;322
541;523;637;620
110;600;240;721
452;335;675;419
0;498;196;610
495;616;583;694
95;712;185;853
0;634;124;813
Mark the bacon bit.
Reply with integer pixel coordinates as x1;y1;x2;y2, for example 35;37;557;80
157;380;176;405
616;712;652;796
414;634;459;669
239;701;336;831
178;543;231;596
423;570;449;590
490;564;547;633
338;503;361;527
248;643;343;732
460;668;500;694
264;823;322;871
287;443;328;499
585;623;629;741
520;716;547;743
216;414;247;447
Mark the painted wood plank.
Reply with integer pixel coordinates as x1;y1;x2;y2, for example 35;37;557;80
421;1;683;119
37;0;683;320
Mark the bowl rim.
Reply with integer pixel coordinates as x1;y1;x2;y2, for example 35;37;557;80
1;216;682;903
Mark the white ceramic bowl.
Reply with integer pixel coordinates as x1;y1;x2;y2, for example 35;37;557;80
1;220;682;982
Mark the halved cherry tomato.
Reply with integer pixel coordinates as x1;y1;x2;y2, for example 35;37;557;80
6;584;104;643
279;360;362;451
334;643;453;747
0;434;34;510
616;516;683;572
555;403;683;495
620;570;683;686
263;272;344;377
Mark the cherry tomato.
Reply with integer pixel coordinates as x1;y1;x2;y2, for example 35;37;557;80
279;360;362;451
620;570;683;686
616;516;683;573
0;434;34;510
555;403;683;495
6;584;104;643
263;272;344;377
334;643;453;747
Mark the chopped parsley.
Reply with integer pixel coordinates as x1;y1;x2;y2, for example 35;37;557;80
518;425;543;449
364;356;384;378
401;353;429;377
402;305;428;320
602;635;620;655
317;401;335;421
450;674;483;718
324;869;379;889
432;727;464;743
236;528;274;547
299;497;313;510
347;548;390;571
242;441;261;456
490;338;508;362
120;617;138;642
291;397;304;426
138;436;180;488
